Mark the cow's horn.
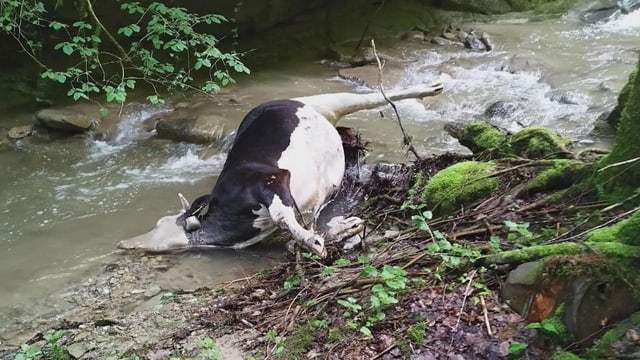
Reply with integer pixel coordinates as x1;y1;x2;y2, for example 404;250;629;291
178;193;190;211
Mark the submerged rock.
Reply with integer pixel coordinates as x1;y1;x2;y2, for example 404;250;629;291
35;108;93;132
7;125;34;140
485;100;520;118
155;114;227;144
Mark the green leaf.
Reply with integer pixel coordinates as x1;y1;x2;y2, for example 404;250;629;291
99;108;109;117
321;267;335;276
50;21;66;30
359;326;372;337
334;258;350;267
361;265;378;277
62;44;74;55
357;255;370;264
508;340;528;354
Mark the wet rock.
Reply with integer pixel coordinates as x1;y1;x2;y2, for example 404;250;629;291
550;91;590;106
0;137;10;151
430;36;458;46
498;55;545;74
463;33;486;51
144;285;162;299
485;101;519;118
35;108;93;132
404;30;425;41
8;125;34;140
66;342;88;358
564;277;640;343
501;261;543;316
155;114;226;144
479;32;493;51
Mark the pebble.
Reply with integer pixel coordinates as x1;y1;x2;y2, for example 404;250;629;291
144;285;162;298
66;342;88;359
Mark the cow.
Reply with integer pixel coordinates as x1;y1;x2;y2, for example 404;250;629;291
118;83;443;258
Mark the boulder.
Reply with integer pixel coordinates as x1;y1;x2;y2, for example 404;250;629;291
485;101;519;118
155;113;227;144
35;108;93;132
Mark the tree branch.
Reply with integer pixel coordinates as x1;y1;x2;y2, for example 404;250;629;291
371;39;421;160
84;0;130;61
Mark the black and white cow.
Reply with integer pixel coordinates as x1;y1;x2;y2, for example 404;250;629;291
118;83;443;257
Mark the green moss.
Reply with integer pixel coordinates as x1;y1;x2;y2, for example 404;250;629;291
596;54;640;199
277;323;315;360
510;127;570;159
551;351;584;360
585;311;640;359
407;321;426;344
457;122;507;154
479;242;640;265
422;161;499;215
327;327;345;343
528;160;592;194
608;69;637;128
587;209;640;246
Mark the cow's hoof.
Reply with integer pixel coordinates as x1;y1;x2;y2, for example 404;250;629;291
325;216;364;248
288;234;327;259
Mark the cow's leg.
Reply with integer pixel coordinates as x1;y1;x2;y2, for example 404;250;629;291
268;194;327;258
325;216;365;249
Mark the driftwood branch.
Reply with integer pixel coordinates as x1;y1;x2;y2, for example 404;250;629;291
598;156;640;173
371;39;421;160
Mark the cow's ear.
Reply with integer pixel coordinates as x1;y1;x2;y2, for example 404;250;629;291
264;168;291;190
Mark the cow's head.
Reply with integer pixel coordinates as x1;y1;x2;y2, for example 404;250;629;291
117;193;199;252
117;189;273;252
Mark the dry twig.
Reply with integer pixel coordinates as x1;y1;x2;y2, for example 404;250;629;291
371;39;421;160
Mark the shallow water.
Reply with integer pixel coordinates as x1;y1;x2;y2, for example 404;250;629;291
0;10;639;335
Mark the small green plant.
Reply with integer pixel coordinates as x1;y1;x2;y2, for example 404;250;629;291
337;264;408;337
195;337;222;360
14;343;42;360
407;321;426;344
43;330;69;360
425;236;481;271
283;274;301;290
507;340;528;356
505;221;534;242
525;304;568;343
312;319;329;329
266;329;285;355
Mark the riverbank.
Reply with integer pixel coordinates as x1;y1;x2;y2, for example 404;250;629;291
0;153;554;359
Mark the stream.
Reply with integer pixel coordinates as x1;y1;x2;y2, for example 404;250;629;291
1;9;639;339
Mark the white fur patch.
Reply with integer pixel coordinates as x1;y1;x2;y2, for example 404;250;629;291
276;105;344;220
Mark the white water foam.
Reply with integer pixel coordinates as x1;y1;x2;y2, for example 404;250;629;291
596;8;640;32
124;148;227;184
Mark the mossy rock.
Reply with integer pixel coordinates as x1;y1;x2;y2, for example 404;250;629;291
596;54;640;200
444;121;508;156
510;127;571;159
584;311;640;359
606;69;636;128
525;159;593;195
420;160;499;215
446;122;573;160
587;208;640;246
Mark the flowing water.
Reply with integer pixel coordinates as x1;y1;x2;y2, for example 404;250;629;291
0;9;639;336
